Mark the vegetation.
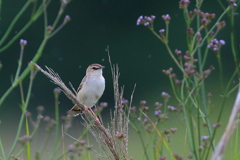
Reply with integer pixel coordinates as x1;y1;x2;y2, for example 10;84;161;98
0;0;239;160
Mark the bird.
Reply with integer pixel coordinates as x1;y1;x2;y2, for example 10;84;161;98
68;63;105;116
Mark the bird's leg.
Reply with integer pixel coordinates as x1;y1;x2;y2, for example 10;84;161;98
83;105;89;113
88;107;101;126
82;105;101;126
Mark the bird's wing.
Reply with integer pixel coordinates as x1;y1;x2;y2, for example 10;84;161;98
77;76;87;93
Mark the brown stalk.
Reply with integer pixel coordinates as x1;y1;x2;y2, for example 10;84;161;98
211;84;240;160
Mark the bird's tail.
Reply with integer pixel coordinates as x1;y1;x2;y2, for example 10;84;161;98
68;105;82;116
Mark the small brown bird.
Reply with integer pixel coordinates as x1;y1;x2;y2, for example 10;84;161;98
69;63;105;116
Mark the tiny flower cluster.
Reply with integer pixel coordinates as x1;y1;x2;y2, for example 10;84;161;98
18;135;32;146
64;15;71;23
116;131;127;142
208;38;226;53
212;122;220;129
184;61;197;76
162;14;171;22
187;27;194;36
179;0;190;9
200;12;216;27
62;115;73;131
159;156;167;160
93;102;108;114
136;15;156;26
162;67;182;86
140;101;149;112
198;135;212;151
163;128;178;135
11;155;24;160
165;49;215;82
216;21;226;30
67;140;93;158
227;0;237;7
142;118;152;133
173;153;184;160
20;39;27;47
154;102;165;120
43;116;56;132
188;9;200;21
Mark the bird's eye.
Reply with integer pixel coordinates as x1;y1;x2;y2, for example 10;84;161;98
92;67;98;70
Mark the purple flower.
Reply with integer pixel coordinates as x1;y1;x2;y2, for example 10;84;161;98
130;106;136;112
144;22;150;26
136;16;143;25
179;0;190;9
121;99;128;104
37;105;45;113
199;146;204;151
227;0;237;7
140;100;147;105
136;15;156;26
20;39;27;47
68;144;75;152
61;0;67;4
213;123;220;128
167;105;176;111
201;136;210;141
200;18;209;26
154;102;162;107
208;38;225;53
54;87;61;94
115;105;122;110
47;25;53;32
162;68;173;76
194;9;201;14
162;92;170;99
162;14;171;21
159;29;165;33
187;27;194;35
219;40;225;45
64;15;71;22
216;21;226;29
100;102;108;107
196;32;202;41
155;110;161;116
170;128;177;133
175;49;182;55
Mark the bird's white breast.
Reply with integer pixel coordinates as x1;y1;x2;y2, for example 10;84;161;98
77;75;105;108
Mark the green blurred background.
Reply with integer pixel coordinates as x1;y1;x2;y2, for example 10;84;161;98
0;0;239;159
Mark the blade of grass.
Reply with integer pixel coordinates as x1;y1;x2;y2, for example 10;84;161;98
6;68;35;159
25;117;31;160
0;138;6;160
233;122;239;160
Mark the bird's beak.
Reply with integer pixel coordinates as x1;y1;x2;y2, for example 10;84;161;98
101;66;105;69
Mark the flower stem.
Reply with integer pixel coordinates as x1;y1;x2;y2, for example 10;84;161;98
0;1;31;47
